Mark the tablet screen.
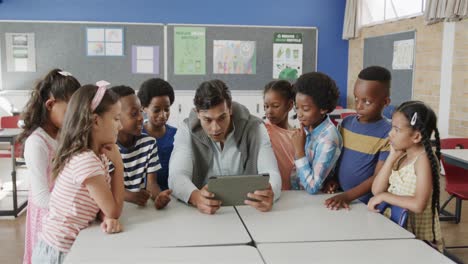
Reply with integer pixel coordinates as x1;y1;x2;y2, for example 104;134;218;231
207;173;270;206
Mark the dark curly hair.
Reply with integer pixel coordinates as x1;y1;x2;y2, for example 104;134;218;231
137;78;175;107
194;80;232;111
395;100;440;243
294;72;339;113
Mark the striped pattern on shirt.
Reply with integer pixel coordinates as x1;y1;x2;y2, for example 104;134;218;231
110;135;161;192
41;151;110;253
337;116;391;203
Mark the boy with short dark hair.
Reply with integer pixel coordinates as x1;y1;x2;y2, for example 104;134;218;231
110;85;172;209
137;78;176;191
324;66;392;209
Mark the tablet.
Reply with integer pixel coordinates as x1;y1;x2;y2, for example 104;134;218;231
207;173;270;206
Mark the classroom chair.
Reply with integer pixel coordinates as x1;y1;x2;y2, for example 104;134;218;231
377;201;408;228
383;105;396;119
439;138;468;224
331;119;339;127
340;112;356;119
0;115;23;158
0;115;20;128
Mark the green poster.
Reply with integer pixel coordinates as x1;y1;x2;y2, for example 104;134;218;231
174;27;206;75
273;33;303;79
273;33;302;44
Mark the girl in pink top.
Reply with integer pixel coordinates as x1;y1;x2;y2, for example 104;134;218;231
32;83;125;264
18;69;80;264
263;80;296;190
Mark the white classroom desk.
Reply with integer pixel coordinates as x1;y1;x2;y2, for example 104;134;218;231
65;245;263;264
0;128;27;217
236;191;414;244
441;149;468;170
70;200;251;252
258;239;454;264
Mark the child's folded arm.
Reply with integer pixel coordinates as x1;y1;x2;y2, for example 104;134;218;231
295;140;340;194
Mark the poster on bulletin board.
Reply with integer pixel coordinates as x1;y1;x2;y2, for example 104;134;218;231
392;39;414;70
132;45;159;74
272;33;303;79
174;27;206;75
213;40;256;74
5;33;36;72
86;27;124;56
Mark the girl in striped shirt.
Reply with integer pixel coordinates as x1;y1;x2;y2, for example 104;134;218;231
32;83;125;264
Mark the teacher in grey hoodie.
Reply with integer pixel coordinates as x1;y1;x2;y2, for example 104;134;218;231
169;79;281;214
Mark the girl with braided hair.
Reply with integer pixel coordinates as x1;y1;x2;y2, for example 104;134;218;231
368;100;443;252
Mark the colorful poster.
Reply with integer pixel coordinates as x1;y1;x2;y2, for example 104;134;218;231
86;27;124;56
392;39;414;70
213;40;256;74
6;33;36;72
174;27;206;75
132;45;159;74
273;33;303;79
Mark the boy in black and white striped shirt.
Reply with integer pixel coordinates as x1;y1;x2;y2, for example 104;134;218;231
109;85;172;209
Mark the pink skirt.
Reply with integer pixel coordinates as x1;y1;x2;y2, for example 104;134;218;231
23;195;48;264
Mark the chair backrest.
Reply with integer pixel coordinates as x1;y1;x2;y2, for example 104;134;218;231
440;138;468;186
340;112;356;119
383;105;396;119
330;119;339;127
0;115;23;158
0;115;20;128
377;202;408;228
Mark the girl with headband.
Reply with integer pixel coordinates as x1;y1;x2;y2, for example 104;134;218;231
32;81;125;264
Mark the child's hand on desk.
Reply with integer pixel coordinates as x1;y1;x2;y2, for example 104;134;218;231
126;190;150;206
367;194;384;213
153;189;172;210
101;217;123;234
324;193;350;210
244;184;274;212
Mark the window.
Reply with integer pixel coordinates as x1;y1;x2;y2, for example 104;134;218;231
359;0;426;26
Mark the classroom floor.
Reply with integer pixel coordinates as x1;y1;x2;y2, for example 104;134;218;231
0;175;467;264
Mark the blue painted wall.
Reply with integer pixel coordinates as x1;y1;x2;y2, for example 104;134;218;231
0;0;349;106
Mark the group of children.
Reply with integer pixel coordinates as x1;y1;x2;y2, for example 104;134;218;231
19;65;443;263
264;66;443;251
19;69;177;263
